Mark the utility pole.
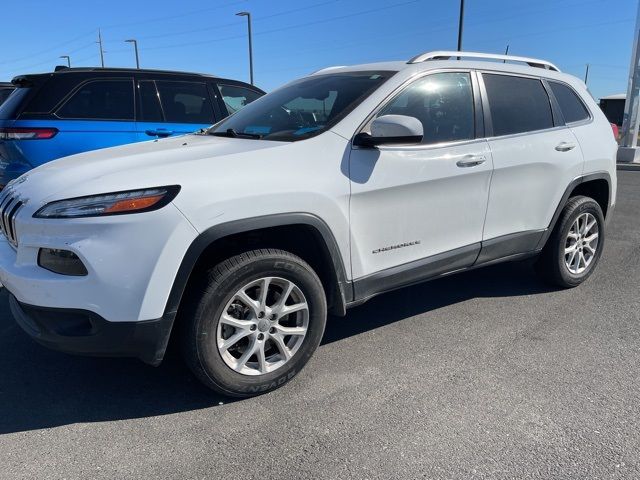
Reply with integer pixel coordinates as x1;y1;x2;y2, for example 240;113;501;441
503;45;509;62
236;11;254;85
619;0;640;163
584;63;590;85
457;0;465;51
97;29;105;67
59;55;71;68
125;39;140;69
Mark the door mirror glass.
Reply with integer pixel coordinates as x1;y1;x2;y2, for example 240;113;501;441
355;114;423;147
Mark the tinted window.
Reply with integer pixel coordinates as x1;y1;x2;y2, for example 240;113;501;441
155;81;214;124
377;72;474;144
0;88;31;120
0;88;15;105
210;71;393;142
549;81;590;123
218;84;262;114
138;81;163;122
57;80;134;120
483;74;553;136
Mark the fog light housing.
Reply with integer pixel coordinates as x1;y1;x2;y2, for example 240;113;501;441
38;249;88;276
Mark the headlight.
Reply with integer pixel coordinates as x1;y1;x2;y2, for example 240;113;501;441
33;185;180;219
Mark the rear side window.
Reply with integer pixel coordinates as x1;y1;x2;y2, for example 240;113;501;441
376;72;475;145
549;81;590;124
138;81;163;122
0;88;15;105
57;79;134;120
483;74;553;136
155;81;215;124
217;84;262;114
0;87;30;120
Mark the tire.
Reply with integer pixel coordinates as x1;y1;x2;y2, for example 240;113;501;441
180;248;327;397
536;195;605;288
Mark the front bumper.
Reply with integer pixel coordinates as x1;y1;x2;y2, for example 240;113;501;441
9;294;174;365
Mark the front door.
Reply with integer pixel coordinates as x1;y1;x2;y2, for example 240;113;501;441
349;71;493;288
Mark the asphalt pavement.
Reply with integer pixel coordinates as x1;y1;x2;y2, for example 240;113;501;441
1;171;639;479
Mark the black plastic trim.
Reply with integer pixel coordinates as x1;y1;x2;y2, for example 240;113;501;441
9;295;173;366
163;213;352;321
536;172;612;250
475;230;545;265
352;243;481;302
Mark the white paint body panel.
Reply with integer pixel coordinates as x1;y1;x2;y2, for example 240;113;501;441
349;140;492;278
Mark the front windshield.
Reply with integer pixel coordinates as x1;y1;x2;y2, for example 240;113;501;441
209;71;394;142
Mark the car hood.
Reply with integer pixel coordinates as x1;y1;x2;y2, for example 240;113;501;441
9;133;287;204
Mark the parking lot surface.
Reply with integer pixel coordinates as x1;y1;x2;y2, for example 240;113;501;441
0;171;639;479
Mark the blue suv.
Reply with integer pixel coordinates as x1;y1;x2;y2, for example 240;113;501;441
0;67;264;188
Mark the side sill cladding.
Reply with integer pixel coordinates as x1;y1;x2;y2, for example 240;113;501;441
535;172;612;250
163;213;352;321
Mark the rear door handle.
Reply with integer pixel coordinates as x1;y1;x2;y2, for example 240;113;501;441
146;129;174;138
555;142;576;152
456;154;486;168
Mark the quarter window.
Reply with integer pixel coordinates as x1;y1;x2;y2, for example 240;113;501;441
483;74;554;136
218;84;262;114
57;80;134;120
155;81;215;124
376;72;475;144
549;81;590;124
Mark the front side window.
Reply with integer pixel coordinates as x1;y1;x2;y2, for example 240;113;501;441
549;81;590;124
209;71;394;142
483;74;553;136
57;79;134;120
217;84;262;114
155;81;215;124
375;72;475;144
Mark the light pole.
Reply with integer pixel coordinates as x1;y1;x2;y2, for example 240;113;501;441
125;39;140;69
457;0;465;51
59;55;71;68
236;11;254;85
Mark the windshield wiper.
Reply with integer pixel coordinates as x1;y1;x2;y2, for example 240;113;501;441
209;128;262;139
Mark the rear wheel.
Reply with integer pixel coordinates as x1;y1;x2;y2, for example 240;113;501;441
536;195;605;288
180;249;327;397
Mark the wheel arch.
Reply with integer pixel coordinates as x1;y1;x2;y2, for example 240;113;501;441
163;213;351;323
536;172;611;250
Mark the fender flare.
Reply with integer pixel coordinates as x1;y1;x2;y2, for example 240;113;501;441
163;212;352;320
536;171;612;250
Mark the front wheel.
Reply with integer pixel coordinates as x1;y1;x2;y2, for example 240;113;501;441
180;249;327;397
536;195;605;288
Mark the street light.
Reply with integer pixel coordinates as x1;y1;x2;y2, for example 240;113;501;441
236;11;254;85
125;39;140;69
457;0;465;51
59;55;71;68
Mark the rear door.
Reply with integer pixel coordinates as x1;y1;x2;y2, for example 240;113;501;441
480;72;583;243
135;78;217;140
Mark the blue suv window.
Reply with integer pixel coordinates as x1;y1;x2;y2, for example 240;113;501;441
155;81;215;124
138;81;163;122
57;79;134;120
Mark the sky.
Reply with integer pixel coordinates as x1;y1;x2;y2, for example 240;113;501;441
0;0;637;100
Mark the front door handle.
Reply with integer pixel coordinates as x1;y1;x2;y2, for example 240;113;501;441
456;154;486;168
555;142;576;152
146;129;174;138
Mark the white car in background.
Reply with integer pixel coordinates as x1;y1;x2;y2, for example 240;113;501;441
0;51;617;397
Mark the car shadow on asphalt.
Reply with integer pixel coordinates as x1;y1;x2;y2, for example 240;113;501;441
0;260;555;434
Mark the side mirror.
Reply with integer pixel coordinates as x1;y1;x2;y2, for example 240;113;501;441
354;114;423;147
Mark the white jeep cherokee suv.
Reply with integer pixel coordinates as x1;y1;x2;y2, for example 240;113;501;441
0;51;617;397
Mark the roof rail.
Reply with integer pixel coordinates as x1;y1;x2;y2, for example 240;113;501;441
408;50;560;72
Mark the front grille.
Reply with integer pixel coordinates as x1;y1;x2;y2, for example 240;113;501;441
0;188;24;247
